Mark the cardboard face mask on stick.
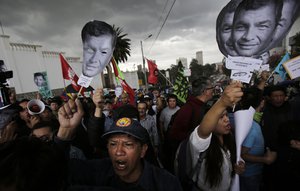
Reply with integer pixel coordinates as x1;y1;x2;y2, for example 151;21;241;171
79;20;117;87
217;0;299;84
217;0;299;59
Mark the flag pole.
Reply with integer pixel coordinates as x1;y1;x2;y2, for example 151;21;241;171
77;86;83;97
158;70;174;86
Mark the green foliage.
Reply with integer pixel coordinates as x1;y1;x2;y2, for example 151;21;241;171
173;61;189;103
189;59;217;82
112;25;131;63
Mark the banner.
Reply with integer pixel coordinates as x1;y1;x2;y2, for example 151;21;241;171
59;53;85;95
111;58;135;105
275;52;290;80
173;62;189;103
146;58;158;84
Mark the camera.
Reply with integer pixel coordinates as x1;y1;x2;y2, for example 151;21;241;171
0;60;13;108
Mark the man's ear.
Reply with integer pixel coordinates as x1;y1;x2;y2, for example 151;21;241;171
140;144;148;158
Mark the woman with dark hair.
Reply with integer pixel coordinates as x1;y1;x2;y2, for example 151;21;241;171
184;82;245;190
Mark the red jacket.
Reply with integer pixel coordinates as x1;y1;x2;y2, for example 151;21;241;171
168;96;207;142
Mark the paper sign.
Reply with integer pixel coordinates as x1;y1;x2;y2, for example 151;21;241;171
283;55;300;79
78;74;93;88
259;64;270;72
230;70;252;84
226;56;263;71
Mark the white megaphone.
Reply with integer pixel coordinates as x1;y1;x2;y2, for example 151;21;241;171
27;99;45;115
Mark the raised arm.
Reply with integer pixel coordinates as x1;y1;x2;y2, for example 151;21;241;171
88;88;106;148
92;88;105;117
57;98;84;140
197;82;243;138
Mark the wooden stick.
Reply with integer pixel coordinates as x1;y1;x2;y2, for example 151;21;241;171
77;86;83;97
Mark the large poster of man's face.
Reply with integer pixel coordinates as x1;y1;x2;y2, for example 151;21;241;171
81;20;117;78
217;0;300;59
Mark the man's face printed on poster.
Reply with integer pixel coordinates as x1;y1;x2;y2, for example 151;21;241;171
81;20;116;78
217;0;299;60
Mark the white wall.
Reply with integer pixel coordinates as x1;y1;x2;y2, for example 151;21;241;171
0;35;139;96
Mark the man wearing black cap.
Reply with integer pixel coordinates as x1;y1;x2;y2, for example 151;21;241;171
55;98;182;191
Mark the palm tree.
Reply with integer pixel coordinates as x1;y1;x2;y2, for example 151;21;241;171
112;25;131;63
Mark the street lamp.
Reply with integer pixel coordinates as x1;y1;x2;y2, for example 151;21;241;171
140;34;152;93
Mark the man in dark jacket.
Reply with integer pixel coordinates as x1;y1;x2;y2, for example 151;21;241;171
55;94;183;191
163;77;214;173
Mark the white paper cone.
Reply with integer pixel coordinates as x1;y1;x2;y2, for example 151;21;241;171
234;106;255;161
231;107;255;191
230;174;239;191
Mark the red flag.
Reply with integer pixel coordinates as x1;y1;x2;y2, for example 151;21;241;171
111;58;135;105
146;58;158;84
59;54;82;92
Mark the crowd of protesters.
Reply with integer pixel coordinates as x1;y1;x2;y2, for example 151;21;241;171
0;70;300;190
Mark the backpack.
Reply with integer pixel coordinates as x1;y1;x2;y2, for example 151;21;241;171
174;137;207;190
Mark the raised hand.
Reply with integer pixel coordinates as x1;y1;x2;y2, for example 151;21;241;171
92;88;105;117
57;98;84;140
198;81;243;138
92;88;105;109
219;81;243;108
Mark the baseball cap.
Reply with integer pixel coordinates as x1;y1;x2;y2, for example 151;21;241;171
143;94;152;100
102;117;149;143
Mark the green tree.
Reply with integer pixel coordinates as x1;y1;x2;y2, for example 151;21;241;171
190;58;203;81
203;64;216;77
112;25;131;63
173;61;189;104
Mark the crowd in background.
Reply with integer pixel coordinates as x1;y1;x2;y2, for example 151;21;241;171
0;72;300;190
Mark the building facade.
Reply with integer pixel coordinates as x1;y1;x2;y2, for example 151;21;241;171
0;34;138;100
196;51;203;65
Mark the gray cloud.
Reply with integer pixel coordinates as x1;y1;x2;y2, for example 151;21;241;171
0;0;230;69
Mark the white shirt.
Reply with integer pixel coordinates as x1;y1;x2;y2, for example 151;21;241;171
189;126;233;191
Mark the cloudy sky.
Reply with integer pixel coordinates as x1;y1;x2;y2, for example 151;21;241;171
0;0;230;71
